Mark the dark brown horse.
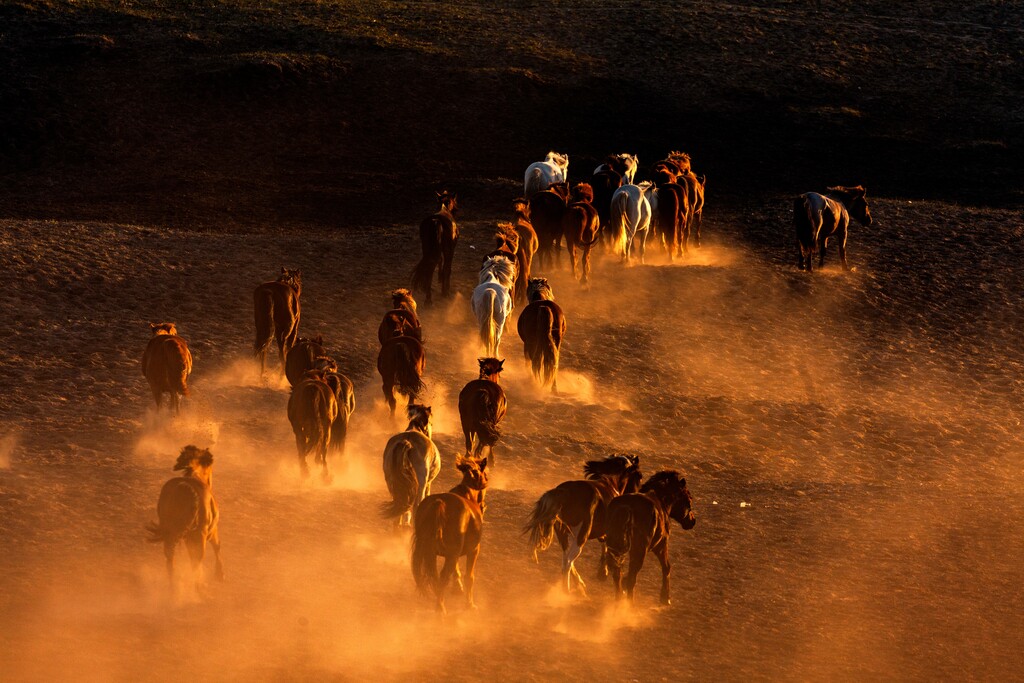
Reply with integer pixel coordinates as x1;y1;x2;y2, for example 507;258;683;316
562;183;601;283
590;168;623;246
522;454;642;595
284;335;326;387
606;470;696;604
253;267;302;378
529;181;569;269
287;369;339;481
410;456;488;613
410;191;458;305
378;289;422;345
651;182;689;259
794;185;873;271
142;323;193;414
377;334;426;415
516;279;566;392
313;356;356;456
458;358;507;459
511;198;539;305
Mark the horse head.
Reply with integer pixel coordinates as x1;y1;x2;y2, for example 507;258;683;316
829;185;872;227
495;222;520;254
511;197;531;218
149;322;178;336
477;357;504;381
406;404;432;436
642;471;696;530
391;288;417;313
278;267;302;293
436;190;458;213
666;151;692;174
456;455;489;491
313;355;338;373
545;151;569;172
172;445;214;485
526;277;553;302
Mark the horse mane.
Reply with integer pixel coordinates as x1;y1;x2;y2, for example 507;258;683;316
480;255;517;283
391;288;417;311
313;355;337;372
495;222;520;251
545;151;568;168
526;277;553;302
827;185;866;197
405;404;431;432
172;445;213;472
640;470;683;493
583;454;639;479
149;322;178;336
572;183;595;204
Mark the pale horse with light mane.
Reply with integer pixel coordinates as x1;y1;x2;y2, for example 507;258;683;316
609;181;654;265
524;151;570;197
472;255;517;357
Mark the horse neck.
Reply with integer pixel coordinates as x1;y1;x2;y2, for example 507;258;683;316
451;483;486;511
478;371;500;384
187;466;213;488
407;419;431;439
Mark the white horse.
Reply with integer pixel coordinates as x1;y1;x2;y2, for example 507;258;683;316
381;404;441;527
609;182;654;264
472;256;516;357
593;153;639;184
524;151;569;197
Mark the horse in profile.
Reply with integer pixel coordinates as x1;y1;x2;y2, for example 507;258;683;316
253;267;301;378
524;151;569;197
378;289;422;344
522;454;642;594
314;356;356;455
142;322;193;414
562;182;601;282
510;198;539;304
794;185;872;271
471;256;516;357
411;456;489;613
593;153;638;184
284;335;326;387
411;191;458;305
287;369;339;481
146;445;223;591
458;358;507;459
377;334;426;415
529;181;570;268
606;470;696;604
516;279;566;392
381;404;441;527
610;182;654;264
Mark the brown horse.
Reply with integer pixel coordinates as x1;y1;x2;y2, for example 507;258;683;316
458;358;507;459
511;198;539;305
287;369;339;481
253;267;302;378
516;278;566;392
651;182;690;259
522;454;641;594
655;153;705;248
378;289;422;345
410;456;489;613
606;470;696;604
794;185;872;271
562;183;601;283
529;181;570;269
284;335;326;387
590;168;623;246
377;335;426;415
381;404;441;527
313;356;356;456
142;322;193;414
410;191;458;305
146;445;223;591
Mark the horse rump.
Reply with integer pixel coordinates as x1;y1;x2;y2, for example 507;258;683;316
411;216;443;293
535;304;558;387
411;498;447;593
146;479;200;543
252;286;276;356
605;504;634;567
522;489;562;561
381;439;420;519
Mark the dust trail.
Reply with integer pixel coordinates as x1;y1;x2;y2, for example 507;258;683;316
0;431;17;468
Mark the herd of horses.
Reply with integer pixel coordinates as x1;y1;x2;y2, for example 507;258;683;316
142;149;873;611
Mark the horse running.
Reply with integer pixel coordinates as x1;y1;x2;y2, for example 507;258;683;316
410;456;489;613
381;404;441;527
510;199;539;305
524;151;569;197
284;335;327;387
590;167;623;248
609;182;654;264
142;322;193;414
562;182;601;282
522;455;642;594
471;256;516;357
377;289;422;344
458;358;507;460
146;446;223;591
516;278;566;392
794;185;873;271
287;369;339;481
377;334;426;416
593;153;639;184
410;191;458;305
649;182;689;259
606;470;696;604
529;182;570;269
314;356;356;456
253;267;302;378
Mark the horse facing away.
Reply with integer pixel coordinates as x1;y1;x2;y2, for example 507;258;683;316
147;445;223;592
529;182;570;269
314;356;356;455
471;256;516;357
649;182;690;260
381;404;441;527
510;200;539;305
458;358;507;460
378;289;422;345
377;334;426;416
287;369;339;481
253;267;302;378
522;455;642;595
590;167;623;248
284;335;326;387
794;185;872;271
610;182;654;264
516;278;566;392
606;470;696;604
593;153;639;184
411;191;458;305
142;322;193;415
562;182;601;283
411;456;489;613
524;151;569;197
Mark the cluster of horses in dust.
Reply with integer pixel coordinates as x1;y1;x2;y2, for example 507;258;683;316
140;149;872;613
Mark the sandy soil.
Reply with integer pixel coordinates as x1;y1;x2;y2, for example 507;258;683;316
1;197;1022;681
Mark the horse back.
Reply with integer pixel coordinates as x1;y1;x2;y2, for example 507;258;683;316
288;378;338;426
143;335;192;387
157;476;215;537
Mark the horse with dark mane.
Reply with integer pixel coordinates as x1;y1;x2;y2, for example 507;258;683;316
284;335;327;387
410;191;458;305
313;356;355;456
287;369;339;481
411;456;488;613
142;322;193;414
458;358;507;460
377;289;422;345
253;267;301;378
794;185;873;271
510;199;539;305
529;181;570;268
655;153;706;248
649;182;689;260
590;167;623;247
606;470;696;604
522;454;642;594
516;278;566;392
377;334;426;416
381;404;440;527
562;182;601;283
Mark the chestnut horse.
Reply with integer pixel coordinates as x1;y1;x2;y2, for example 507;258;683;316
516;278;566;392
146;446;223;591
288;369;339;481
510;198;539;305
253;267;301;378
410;191;458;305
381;404;441;527
142;323;193;414
529;181;570;269
314;356;356;456
411;456;489;613
562;182;601;282
794;185;873;271
606;470;696;604
378;289;422;344
377;334;426;415
284;335;326;387
522;454;642;594
649;182;689;259
458;358;507;459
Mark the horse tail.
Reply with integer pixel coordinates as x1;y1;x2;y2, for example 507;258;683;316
253;286;275;356
794;195;814;253
475;387;502;445
411;218;442;293
521;490;562;562
537;304;558;387
392;340;426;400
167;339;191;397
380;439;419;519
605;504;633;568
146;480;200;543
479;288;497;355
610;191;629;257
411;498;445;594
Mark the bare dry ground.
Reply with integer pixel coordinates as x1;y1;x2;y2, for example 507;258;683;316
1;1;1023;681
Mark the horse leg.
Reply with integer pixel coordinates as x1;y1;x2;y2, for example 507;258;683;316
818;236;828;268
464;428;474;457
610;555;624;599
653;538;671;605
382;380;397;416
568;241;579;281
295;432;310;478
185;533;207;593
839;230;850;271
151;386;163;412
582;245;592;285
437;555;457;614
624;547;647;601
464;546;480;609
440;246;455;299
170;390;180;416
562;523;587;595
163;540;176;589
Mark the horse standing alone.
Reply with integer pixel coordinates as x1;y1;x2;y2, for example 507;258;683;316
516;278;566;392
142;322;193;414
794;185;873;271
253;268;302;378
411;191;458;305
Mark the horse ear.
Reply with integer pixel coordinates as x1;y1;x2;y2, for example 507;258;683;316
498;359;505;370
478;358;486;368
479;457;488;471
